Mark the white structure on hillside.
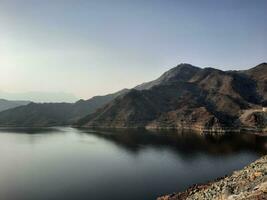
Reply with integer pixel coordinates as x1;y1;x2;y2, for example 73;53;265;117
263;107;267;112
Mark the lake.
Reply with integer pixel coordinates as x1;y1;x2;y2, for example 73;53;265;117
0;127;266;200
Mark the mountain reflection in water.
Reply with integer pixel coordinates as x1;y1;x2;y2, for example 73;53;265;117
0;127;266;200
78;128;267;156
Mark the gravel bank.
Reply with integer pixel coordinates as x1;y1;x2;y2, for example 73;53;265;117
157;155;267;200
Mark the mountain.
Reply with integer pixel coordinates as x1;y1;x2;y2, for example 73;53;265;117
76;63;267;132
0;99;30;112
134;63;201;90
245;62;267;81
244;63;267;101
0;91;78;103
0;89;129;127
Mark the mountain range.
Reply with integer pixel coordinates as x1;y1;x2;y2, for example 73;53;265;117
0;91;78;103
0;63;266;132
0;89;128;126
76;63;267;132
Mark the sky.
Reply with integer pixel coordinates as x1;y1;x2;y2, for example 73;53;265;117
0;0;266;102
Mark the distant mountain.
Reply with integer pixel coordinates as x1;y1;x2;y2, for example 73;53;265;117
76;63;267;132
0;91;78;103
0;99;30;112
0;89;129;127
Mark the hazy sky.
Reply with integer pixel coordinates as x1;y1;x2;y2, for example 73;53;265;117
0;0;266;101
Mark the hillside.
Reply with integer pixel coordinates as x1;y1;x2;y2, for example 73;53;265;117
245;63;267;101
0;99;30;112
77;63;267;132
0;89;128;127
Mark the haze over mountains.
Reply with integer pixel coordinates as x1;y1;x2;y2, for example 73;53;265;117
0;99;30;112
0;89;128;126
0;63;266;131
0;91;78;103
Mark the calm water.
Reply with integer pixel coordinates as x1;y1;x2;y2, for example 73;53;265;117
0;127;266;200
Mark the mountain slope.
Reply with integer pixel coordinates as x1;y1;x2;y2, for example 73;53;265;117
135;63;201;90
0;89;129;127
77;63;267;132
244;63;267;101
0;99;30;112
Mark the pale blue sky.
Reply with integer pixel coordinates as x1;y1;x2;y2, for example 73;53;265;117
0;0;266;101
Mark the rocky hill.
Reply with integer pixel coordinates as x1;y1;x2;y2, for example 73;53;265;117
76;63;267;132
0;89;128;127
157;155;267;200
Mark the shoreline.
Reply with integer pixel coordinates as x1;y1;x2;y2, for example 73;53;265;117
77;125;267;135
0;124;267;135
157;155;267;200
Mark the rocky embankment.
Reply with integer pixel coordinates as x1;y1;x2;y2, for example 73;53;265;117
157;155;267;200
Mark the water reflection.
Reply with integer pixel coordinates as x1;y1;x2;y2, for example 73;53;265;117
0;127;63;134
0;127;265;200
78;128;267;156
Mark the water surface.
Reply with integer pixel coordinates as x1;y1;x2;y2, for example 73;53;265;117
0;127;266;200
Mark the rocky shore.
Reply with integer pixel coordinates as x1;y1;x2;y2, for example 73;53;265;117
157;155;267;200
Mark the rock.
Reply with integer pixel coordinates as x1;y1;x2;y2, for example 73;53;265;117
157;155;267;200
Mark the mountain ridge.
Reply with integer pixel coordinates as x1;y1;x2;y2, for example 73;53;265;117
0;63;266;131
0;99;30;112
0;89;129;127
76;63;267;132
